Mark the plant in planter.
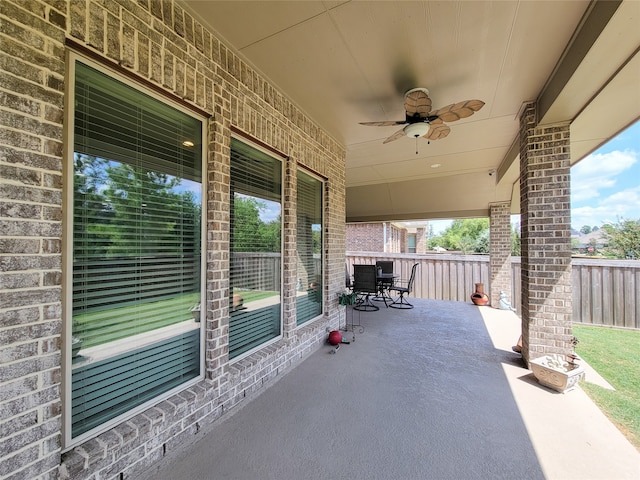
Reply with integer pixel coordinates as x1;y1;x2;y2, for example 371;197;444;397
338;291;357;306
530;336;584;393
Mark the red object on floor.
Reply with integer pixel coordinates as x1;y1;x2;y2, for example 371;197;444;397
328;330;342;345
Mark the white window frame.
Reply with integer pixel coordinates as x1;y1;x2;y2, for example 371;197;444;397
228;134;285;363
62;51;207;450
295;167;325;327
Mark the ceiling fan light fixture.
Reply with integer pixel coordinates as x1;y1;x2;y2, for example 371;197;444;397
404;122;430;138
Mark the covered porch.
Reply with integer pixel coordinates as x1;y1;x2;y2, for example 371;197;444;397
2;1;638;479
145;299;639;480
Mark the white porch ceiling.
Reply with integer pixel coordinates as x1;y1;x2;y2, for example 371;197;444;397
183;0;640;222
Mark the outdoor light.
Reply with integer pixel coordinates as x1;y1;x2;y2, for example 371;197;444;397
403;122;430;138
403;123;431;154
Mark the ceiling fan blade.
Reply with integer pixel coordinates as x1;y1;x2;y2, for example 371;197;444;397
425;123;450;140
404;89;432;117
382;129;407;144
432;99;485;122
359;120;406;127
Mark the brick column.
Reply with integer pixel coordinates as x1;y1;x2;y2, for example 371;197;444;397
283;155;298;335
519;103;573;365
0;3;65;478
416;228;426;254
489;202;512;308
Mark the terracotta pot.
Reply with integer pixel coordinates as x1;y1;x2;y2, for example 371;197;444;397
471;283;489;306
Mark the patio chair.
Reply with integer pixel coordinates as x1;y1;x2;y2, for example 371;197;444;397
374;260;394;306
389;263;418;309
345;263;352;290
352;264;379;311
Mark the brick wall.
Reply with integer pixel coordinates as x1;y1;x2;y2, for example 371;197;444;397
346;222;384;252
346;222;414;253
519;102;573;364
0;1;346;479
0;0;65;478
489;202;512;306
416;228;426;254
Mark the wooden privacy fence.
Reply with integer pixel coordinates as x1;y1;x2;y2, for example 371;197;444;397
347;253;640;330
232;252;281;291
572;258;640;329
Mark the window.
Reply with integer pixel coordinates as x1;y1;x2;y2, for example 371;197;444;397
66;58;204;445
229;138;282;359
296;170;323;325
408;234;417;253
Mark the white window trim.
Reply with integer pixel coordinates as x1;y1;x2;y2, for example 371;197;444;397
228;134;285;363
62;51;207;450
295;167;326;328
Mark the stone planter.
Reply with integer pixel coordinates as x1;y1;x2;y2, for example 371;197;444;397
530;354;585;393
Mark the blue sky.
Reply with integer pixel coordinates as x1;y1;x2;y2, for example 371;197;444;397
570;120;640;230
429;120;640;235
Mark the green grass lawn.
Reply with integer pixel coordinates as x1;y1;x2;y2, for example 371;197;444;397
234;289;278;303
75;290;278;348
74;293;200;348
573;324;640;450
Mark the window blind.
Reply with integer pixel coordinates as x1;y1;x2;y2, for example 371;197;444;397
70;61;202;440
296;171;323;325
229;138;282;358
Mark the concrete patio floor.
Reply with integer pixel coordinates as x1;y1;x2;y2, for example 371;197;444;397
145;299;639;480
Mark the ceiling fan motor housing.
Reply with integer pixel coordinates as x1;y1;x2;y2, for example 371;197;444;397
404;122;430;138
359;87;484;144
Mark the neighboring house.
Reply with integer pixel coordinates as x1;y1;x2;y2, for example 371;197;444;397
346;222;427;254
572;230;608;255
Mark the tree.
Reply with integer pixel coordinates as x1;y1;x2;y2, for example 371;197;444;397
232;195;265;252
580;225;592;234
511;222;521;256
73;155;202;260
232;195;281;253
427;218;489;252
474;229;489;254
74;154;112;257
600;218;640;259
312;229;321;254
427;218;522;255
259;213;282;252
102;163;188;257
458;236;476;254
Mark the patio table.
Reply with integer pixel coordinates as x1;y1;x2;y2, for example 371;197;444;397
372;272;398;307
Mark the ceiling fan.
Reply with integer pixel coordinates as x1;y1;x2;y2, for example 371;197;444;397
359;88;484;147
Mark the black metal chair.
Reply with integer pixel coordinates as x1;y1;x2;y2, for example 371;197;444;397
345;263;353;290
389;263;418;309
374;260;394;306
352;264;379;311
